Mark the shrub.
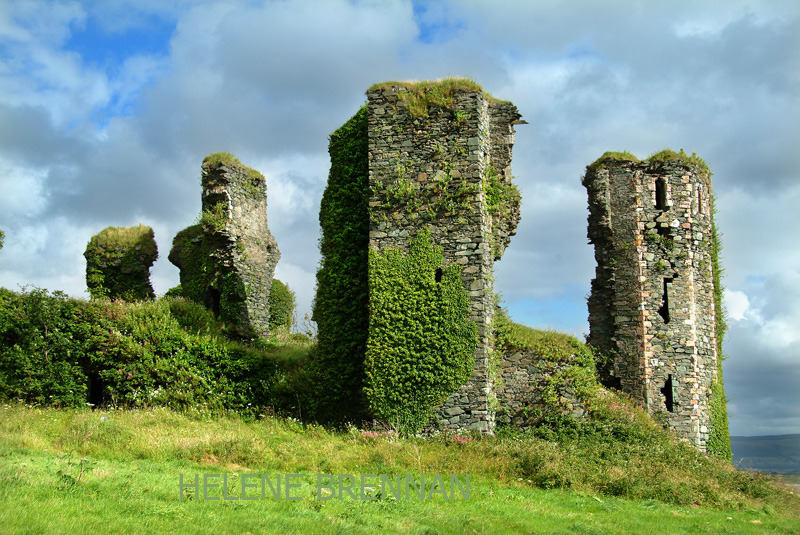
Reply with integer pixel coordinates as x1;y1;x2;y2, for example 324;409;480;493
365;229;478;434
0;287;89;406
268;279;295;332
0;287;311;416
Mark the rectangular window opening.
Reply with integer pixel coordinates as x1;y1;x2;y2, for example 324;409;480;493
660;374;675;413
655;177;668;211
658;277;673;323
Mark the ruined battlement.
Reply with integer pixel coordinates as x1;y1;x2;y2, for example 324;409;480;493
583;151;719;449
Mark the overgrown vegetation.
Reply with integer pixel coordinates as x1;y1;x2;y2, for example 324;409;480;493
708;193;733;460
168;223;251;335
0;228;4;249
0;287;310;416
369;77;506;117
309;106;370;424
586;150;640;170
84;225;158;301
588;148;710;172
0;404;796;534
201;151;266;187
365;230;478;434
268;279;296;333
647;148;710;171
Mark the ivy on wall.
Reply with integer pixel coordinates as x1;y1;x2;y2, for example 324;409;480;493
707;194;732;460
308;106;370;423
84;225;158;301
365;229;478;434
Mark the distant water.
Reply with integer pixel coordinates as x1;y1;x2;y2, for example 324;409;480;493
731;434;800;474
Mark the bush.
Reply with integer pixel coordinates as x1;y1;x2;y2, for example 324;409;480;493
0;287;312;416
0;287;89;406
268;279;295;332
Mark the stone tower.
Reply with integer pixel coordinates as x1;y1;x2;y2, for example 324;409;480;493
583;151;719;449
367;80;522;432
170;154;280;337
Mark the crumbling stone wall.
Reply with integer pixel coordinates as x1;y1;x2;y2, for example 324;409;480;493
367;81;522;432
496;349;588;428
169;154;279;337
84;224;157;300
583;151;719;450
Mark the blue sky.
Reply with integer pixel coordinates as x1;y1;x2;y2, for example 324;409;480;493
1;0;798;438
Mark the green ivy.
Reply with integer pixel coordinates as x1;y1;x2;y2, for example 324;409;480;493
707;193;732;460
167;225;248;337
308;106;370;423
83;225;158;301
365;229;478;434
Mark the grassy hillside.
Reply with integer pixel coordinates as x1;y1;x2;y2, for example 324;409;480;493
0;405;798;534
1;287;798;532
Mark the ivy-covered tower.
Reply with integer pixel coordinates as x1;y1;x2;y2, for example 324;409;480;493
169;153;280;338
583;150;728;452
84;224;158;301
366;79;522;432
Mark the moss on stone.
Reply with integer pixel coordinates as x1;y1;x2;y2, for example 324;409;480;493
588;149;710;174
646;148;710;172
84;224;158;301
201;152;265;188
369;77;507;117
202;151;241;166
495;308;595;368
587;151;641;170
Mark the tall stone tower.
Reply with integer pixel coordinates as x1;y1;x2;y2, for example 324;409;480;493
583;151;719;449
170;154;280;337
366;80;522;431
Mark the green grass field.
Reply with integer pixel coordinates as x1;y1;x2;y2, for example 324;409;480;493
1;404;797;534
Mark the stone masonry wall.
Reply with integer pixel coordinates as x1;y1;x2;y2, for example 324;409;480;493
366;84;521;432
496;349;587;428
583;157;718;449
170;159;280;337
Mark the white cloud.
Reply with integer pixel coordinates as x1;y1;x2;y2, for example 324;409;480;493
724;289;750;321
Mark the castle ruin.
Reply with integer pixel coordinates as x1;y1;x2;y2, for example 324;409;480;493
366;82;522;431
583;152;719;449
169;155;280;337
84;224;158;301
